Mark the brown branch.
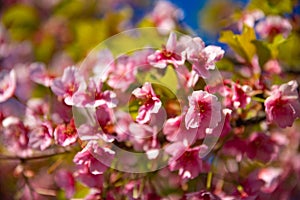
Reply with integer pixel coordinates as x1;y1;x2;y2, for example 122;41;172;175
0;148;72;161
231;114;266;127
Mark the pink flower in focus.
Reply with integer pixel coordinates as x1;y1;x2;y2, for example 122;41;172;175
28;121;53;151
55;170;75;199
132;82;162;124
256;16;292;39
185;91;221;135
207;80;251;109
166;142;209;180
183;37;224;78
54;118;78;147
51;66;86;105
265;80;300;128
0;69;16;103
148;32;185;69
73;140;115;175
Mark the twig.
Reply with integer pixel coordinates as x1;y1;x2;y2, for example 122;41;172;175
0;149;72;161
231;114;266;127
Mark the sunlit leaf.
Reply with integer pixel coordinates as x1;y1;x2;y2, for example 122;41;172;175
160;66;178;94
219;26;256;63
278;33;300;68
248;0;293;15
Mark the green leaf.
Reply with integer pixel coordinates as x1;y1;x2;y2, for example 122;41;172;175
251;34;287;67
219;26;256;63
248;0;293;15
252;40;271;67
34;34;56;62
2;4;39;41
73;182;90;198
54;0;97;18
278;33;300;68
160;66;178;94
144;66;178;95
269;34;286;58
215;58;234;71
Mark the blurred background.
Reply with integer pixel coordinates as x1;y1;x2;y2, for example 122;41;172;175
1;0;300;199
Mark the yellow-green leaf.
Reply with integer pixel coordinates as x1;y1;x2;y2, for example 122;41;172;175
219;26;256;63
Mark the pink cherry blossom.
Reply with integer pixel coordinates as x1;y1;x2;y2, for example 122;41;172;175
25;98;49;120
207;80;251;109
176;66;200;88
29;62;54;87
28;121;53;151
256;16;292;39
95;104;116;141
114;111;132;142
132;82;162;124
73;140;115;175
55;170;75;199
0;69;16;103
165;142;209;180
246;132;278;163
54;118;78;147
148;32;185;69
264;59;282;74
51;66;86;105
185;91;222;135
74;165;104;189
129;49;154;71
163;115;197;145
221;136;248;161
2;116;32;157
92;49;115;81
231;82;251;109
72;76;117;108
183;37;224;78
128;123;159;152
151;0;183;34
237;9;264;31
107;56;137;92
265;80;300;128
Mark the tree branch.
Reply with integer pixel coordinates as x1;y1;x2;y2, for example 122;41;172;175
0;148;72;161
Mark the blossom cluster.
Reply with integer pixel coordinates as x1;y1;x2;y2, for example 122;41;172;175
0;0;300;199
